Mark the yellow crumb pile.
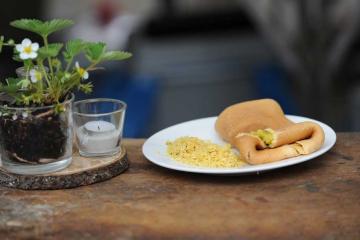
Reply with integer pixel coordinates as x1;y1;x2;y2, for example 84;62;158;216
166;136;245;168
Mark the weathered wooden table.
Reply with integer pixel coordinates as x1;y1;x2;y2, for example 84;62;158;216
0;133;359;239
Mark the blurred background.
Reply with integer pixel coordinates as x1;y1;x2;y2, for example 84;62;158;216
0;0;359;137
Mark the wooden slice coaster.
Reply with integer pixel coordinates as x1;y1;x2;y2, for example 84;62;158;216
0;146;128;190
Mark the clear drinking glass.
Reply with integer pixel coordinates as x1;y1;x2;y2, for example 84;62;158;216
73;99;126;157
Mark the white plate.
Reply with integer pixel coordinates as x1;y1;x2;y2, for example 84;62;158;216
142;115;336;175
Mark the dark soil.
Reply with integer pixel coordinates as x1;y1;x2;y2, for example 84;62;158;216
0;112;68;164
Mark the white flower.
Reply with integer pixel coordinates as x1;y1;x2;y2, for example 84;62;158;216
29;69;43;83
15;38;39;60
75;62;89;80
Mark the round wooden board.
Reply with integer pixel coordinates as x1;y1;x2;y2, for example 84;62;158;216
0;146;128;190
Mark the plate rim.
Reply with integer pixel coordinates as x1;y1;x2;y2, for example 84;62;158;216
142;115;337;175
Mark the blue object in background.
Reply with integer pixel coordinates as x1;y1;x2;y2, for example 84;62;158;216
254;64;298;115
76;72;158;138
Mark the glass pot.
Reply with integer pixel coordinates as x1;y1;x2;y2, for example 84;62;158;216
0;94;74;175
73;98;126;157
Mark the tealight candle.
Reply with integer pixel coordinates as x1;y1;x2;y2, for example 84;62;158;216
84;120;115;134
76;120;120;155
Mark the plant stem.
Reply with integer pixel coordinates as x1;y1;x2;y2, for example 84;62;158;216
86;61;98;72
62;73;79;94
39;62;51;90
65;57;73;72
25;64;30;81
35;108;54;118
43;36;54;77
2;43;15;47
62;61;97;95
35;61;44;93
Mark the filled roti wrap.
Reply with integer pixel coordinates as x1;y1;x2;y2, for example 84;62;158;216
215;99;325;164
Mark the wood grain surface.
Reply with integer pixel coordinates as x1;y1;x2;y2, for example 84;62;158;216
0;133;359;239
0;146;128;190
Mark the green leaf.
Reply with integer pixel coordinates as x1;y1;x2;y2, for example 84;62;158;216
6;77;22;86
0;85;19;94
10;19;74;37
38;43;63;58
63;39;86;62
85;42;106;62
1;78;22;93
100;51;132;61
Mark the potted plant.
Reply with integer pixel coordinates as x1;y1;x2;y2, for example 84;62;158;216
0;19;131;174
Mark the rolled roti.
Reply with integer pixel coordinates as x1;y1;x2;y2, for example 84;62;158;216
215;99;293;145
215;99;325;164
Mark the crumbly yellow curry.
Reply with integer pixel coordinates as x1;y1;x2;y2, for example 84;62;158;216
166;136;245;168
